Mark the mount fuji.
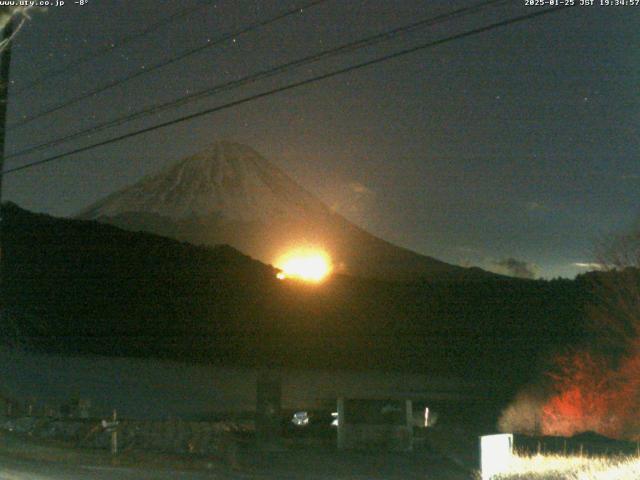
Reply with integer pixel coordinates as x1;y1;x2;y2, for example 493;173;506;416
78;141;489;281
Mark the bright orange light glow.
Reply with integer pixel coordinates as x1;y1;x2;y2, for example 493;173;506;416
275;248;332;283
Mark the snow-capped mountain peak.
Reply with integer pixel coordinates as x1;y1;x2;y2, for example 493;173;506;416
78;141;484;281
80;141;329;223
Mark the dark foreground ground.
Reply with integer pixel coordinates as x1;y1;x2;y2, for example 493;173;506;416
0;451;471;480
0;430;475;479
0;454;213;480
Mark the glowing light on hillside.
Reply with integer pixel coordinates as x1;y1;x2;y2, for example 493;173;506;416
275;248;332;283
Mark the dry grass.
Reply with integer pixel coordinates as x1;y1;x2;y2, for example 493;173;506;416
488;452;640;479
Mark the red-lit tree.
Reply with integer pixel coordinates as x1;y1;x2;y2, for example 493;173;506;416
540;229;640;439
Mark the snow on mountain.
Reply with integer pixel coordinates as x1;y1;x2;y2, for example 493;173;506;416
80;141;329;223
79;141;488;280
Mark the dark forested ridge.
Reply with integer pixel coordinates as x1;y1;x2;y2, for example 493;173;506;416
1;203;589;392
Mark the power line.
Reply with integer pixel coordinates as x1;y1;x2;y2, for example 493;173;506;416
7;0;506;160
8;0;330;130
3;5;572;176
11;1;215;95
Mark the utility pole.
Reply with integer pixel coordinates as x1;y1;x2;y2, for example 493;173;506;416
0;15;15;263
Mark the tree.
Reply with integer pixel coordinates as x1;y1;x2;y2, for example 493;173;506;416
499;226;640;439
588;231;640;353
540;228;640;439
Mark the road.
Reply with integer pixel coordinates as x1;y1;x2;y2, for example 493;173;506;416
0;454;224;479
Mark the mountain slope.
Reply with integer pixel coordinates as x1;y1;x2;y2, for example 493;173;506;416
3;203;587;388
80;142;329;223
78;141;490;281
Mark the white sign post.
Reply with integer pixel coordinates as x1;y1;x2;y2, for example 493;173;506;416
480;433;513;480
101;409;120;455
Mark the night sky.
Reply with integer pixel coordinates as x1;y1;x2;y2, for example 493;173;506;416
3;0;639;279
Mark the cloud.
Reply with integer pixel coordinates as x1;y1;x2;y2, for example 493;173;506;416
525;201;550;212
620;174;640;181
329;182;376;226
456;245;480;254
348;182;373;195
491;258;539;279
572;262;606;271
